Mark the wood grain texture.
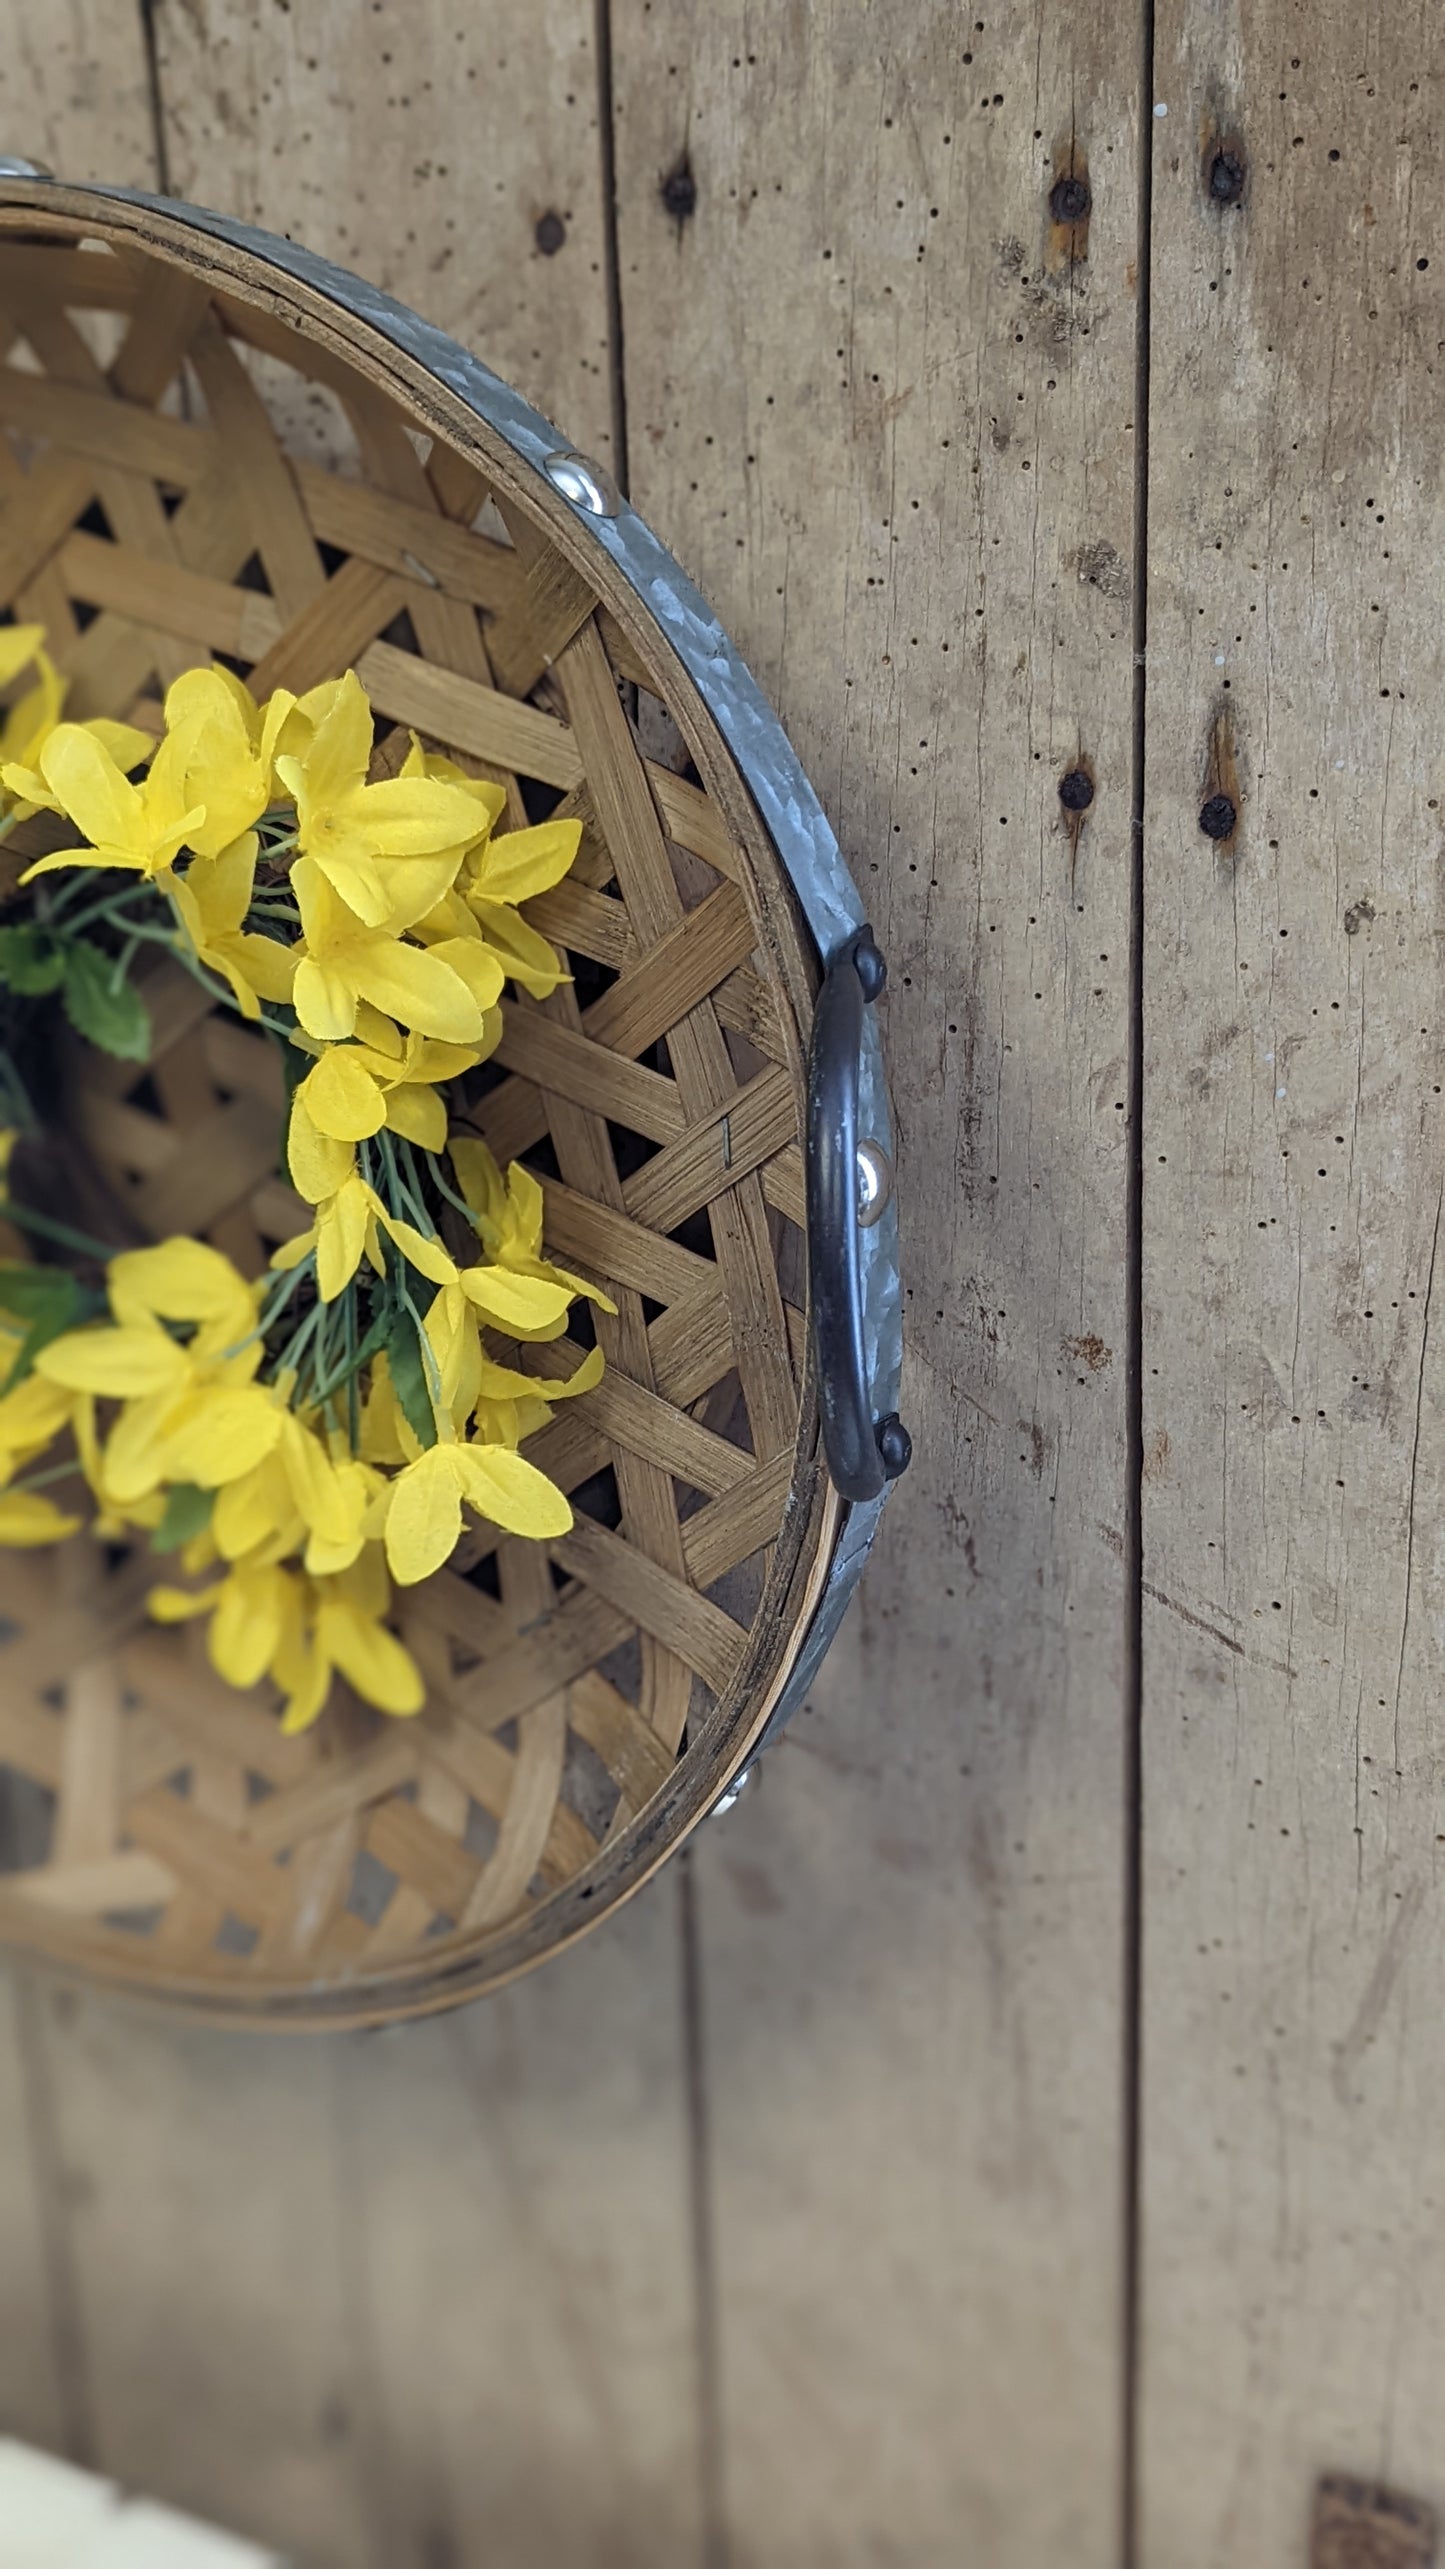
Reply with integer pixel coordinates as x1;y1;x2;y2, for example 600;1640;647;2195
0;3;156;186
16;1888;699;2569
1140;2;1445;2557
328;1890;704;2569
0;1974;64;2452
24;1977;373;2564
614;7;1138;2560
150;0;616;465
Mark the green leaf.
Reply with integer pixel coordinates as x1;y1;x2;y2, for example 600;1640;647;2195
387;1296;440;1449
151;1482;215;1554
61;941;151;1062
0;1264;84;1323
0;926;65;996
0;1267;94;1392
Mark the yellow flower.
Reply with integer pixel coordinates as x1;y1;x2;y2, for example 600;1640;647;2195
1;701;153;820
212;1414;376;1578
0;624;45;690
273;671;490;929
276;1160;457;1304
0;1366;79;1479
383;1433;573;1586
153;1550;424;1732
401;744;576;995
457;815;580;1000
106;1236;259;1360
450;1138;615;1335
38;1243;280;1503
290;854;492;1046
170;832;298;1020
271;1552;425;1732
0;1489;82;1544
424;1284;603;1432
16;720;205;887
151;1558;292;1689
471;1343;603;1447
293;1025;483;1156
160;665;296;858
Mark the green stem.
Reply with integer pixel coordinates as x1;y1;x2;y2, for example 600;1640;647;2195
268;1291;325;1389
400;1280;445;1431
376;1129;439;1240
221;1251;315;1361
345;1286;360;1451
12;1456;85;1493
0;1199;117;1261
419;1146;481;1228
51;887;156;939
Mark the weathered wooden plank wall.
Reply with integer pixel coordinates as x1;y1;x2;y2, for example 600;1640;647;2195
613;6;1137;2560
1;0;1444;2562
1140;0;1445;2555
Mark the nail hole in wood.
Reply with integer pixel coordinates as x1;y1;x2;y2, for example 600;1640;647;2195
660;151;697;223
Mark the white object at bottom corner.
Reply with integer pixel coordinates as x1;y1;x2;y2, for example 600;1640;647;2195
0;2440;285;2567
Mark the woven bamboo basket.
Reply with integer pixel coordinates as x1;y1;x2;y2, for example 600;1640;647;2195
0;172;903;2024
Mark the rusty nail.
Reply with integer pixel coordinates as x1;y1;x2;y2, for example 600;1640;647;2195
1059;768;1095;812
1200;793;1237;839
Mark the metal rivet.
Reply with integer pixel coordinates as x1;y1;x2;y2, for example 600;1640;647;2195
857;1139;894;1229
710;1762;759;1818
853;928;888;1001
0;158;52;180
543;449;622;518
1050;174;1091;223
876;1414;913;1479
1200;792;1237;840
1059;767;1095;812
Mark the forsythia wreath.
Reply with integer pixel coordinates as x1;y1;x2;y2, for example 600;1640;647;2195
0;624;608;1733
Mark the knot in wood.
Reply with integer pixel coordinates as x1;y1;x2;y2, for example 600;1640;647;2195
1049;175;1091;223
1208;151;1246;205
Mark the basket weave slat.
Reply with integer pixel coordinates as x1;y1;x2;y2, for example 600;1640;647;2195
0;206;836;2021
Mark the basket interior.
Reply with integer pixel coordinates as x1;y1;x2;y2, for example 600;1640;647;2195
0;213;821;2019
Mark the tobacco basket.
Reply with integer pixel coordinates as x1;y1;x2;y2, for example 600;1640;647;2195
0;171;903;2024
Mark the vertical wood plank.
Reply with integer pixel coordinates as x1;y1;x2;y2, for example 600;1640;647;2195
0;3;156;186
336;1893;705;2569
28;1982;374;2566
0;1972;64;2450
1142;2;1445;2554
614;9;1141;2559
150;0;616;464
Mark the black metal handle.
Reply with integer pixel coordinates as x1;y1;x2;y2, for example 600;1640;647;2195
806;927;912;1502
